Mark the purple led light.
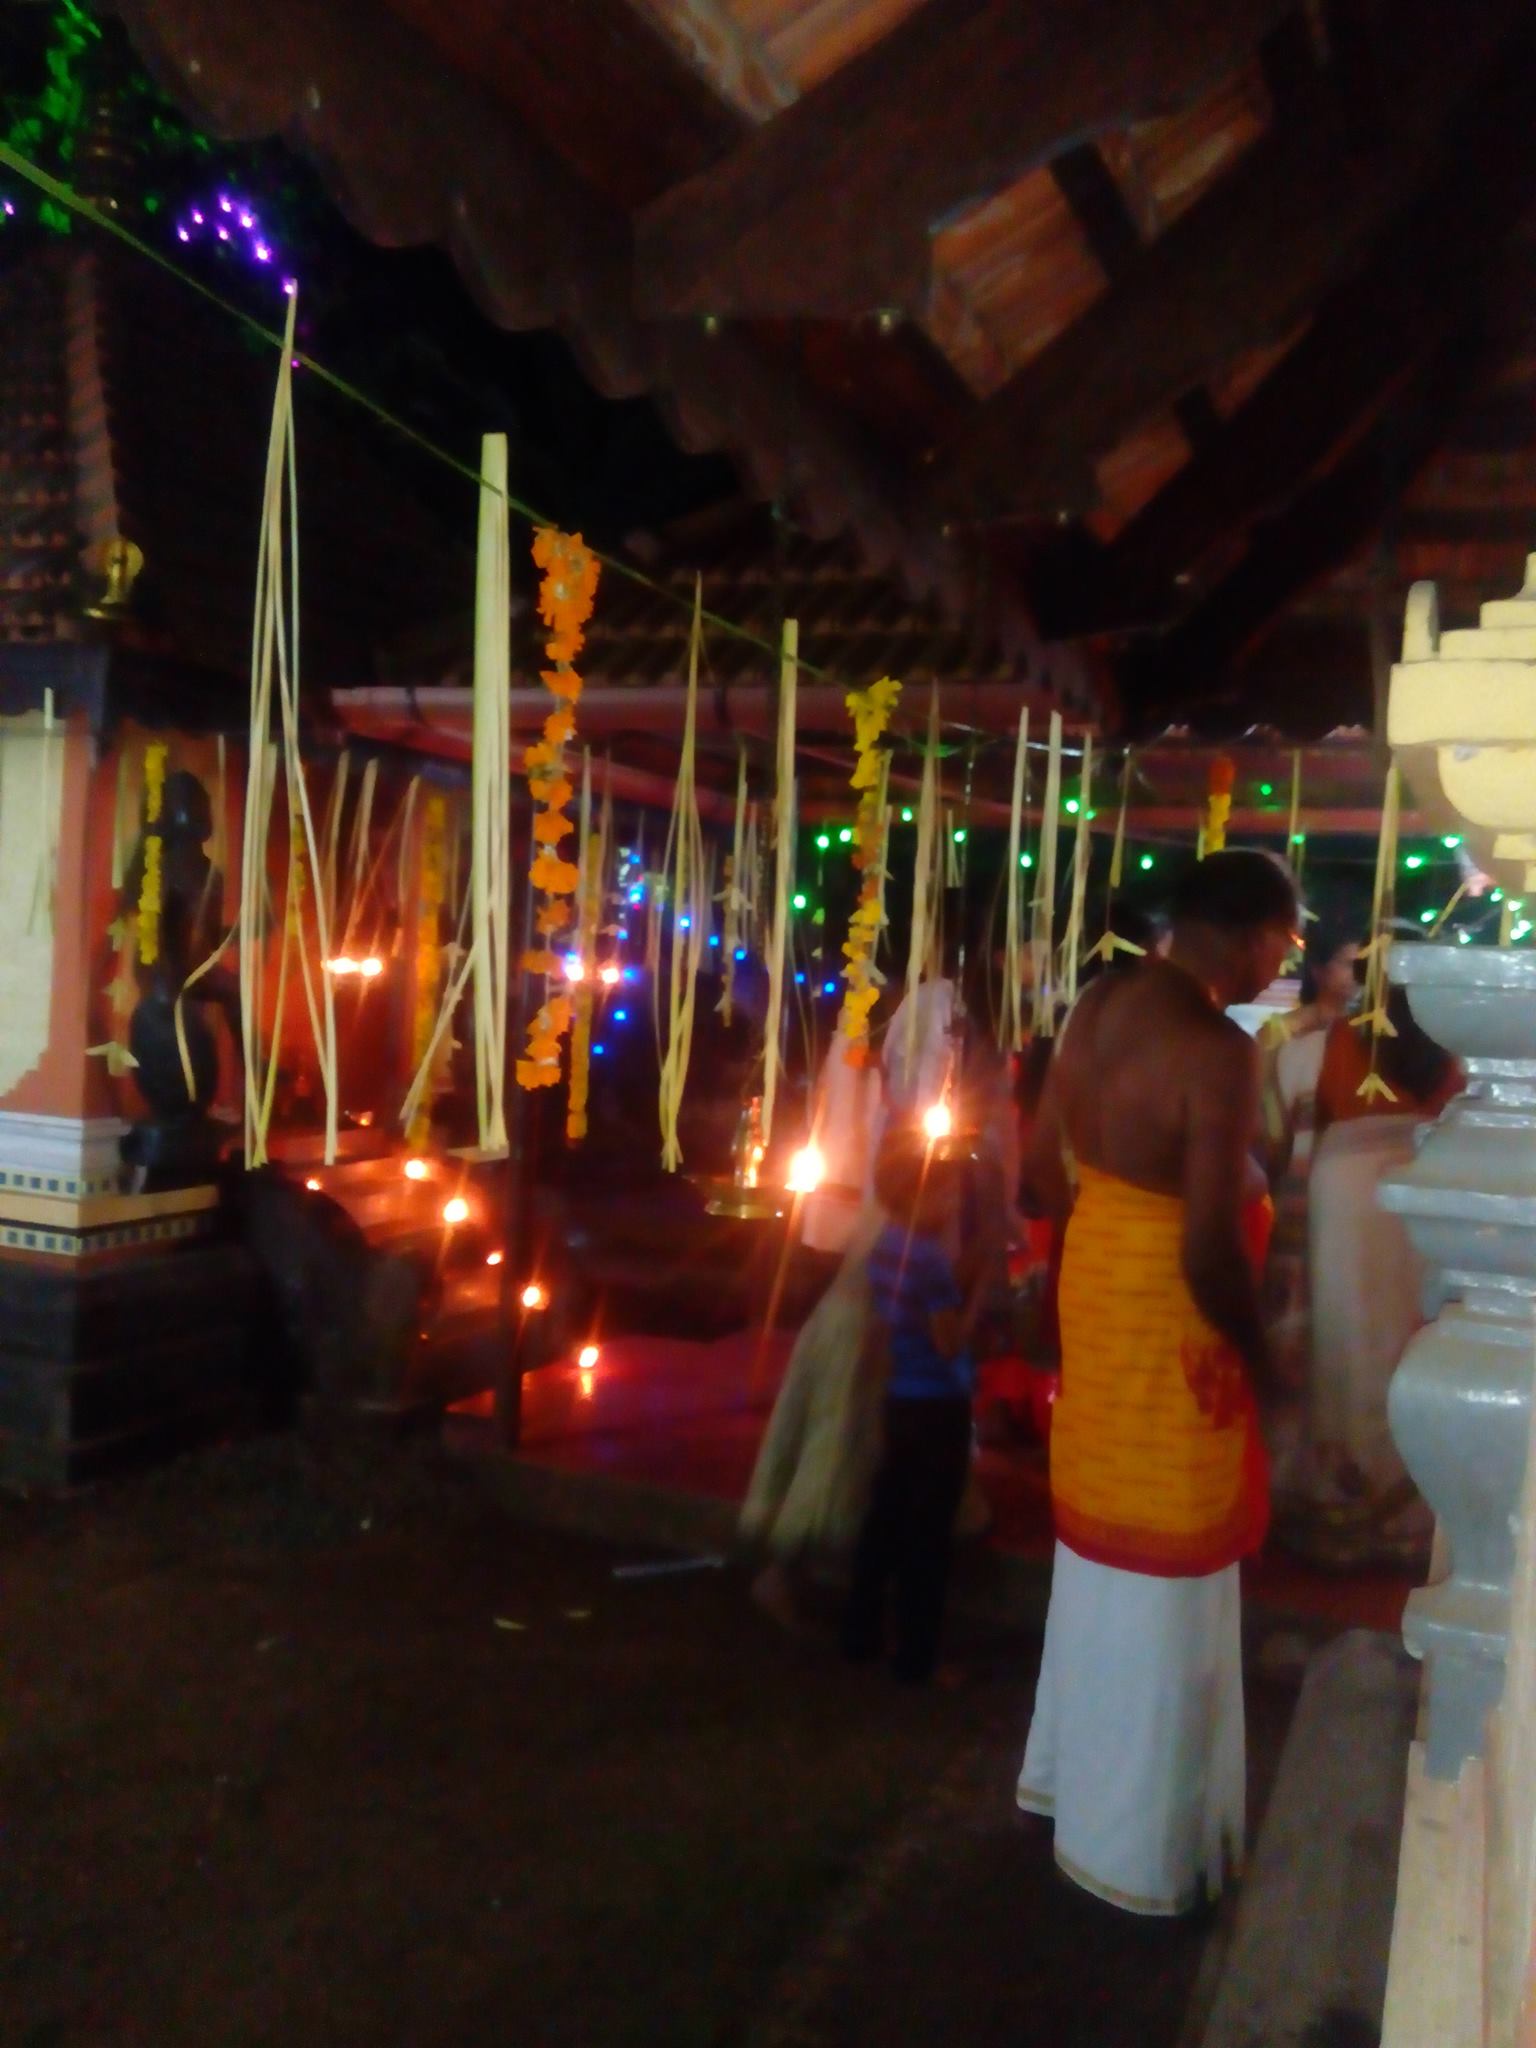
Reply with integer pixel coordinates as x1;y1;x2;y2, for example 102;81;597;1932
282;278;297;296
239;210;255;229
217;194;232;212
217;226;230;241
254;242;271;263
190;208;203;225
2;200;14;218
177;226;189;241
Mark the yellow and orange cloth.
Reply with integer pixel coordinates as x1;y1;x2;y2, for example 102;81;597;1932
1050;1167;1271;1577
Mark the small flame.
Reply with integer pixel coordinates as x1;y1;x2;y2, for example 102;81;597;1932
486;1251;504;1268
577;1343;600;1371
921;1101;953;1142
403;1158;429;1182
442;1197;470;1227
304;1177;321;1192
599;964;621;987
520;1281;549;1311
786;1143;826;1195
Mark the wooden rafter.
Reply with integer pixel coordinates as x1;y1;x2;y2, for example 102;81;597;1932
934;0;1520;518
634;0;1298;320
1041;8;1536;640
1124;313;1530;727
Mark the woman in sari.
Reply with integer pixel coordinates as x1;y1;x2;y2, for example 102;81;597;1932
1278;982;1462;1566
742;985;1000;1625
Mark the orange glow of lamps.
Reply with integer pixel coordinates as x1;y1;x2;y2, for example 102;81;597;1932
442;1196;470;1227
577;1343;600;1370
786;1143;826;1195
921;1101;953;1142
403;1157;429;1182
599;964;621;988
520;1281;549;1311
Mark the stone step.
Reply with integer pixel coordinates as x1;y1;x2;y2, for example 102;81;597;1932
1197;1629;1419;2048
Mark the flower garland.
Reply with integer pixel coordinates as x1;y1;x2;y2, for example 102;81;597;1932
518;528;599;1090
137;742;168;968
837;676;901;1064
407;790;448;1147
1204;752;1235;856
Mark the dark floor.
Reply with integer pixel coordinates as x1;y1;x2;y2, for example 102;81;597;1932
1;1437;1302;2048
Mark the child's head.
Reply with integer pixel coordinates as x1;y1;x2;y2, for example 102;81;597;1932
874;1131;961;1236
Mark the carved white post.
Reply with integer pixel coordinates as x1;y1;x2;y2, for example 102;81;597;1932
1382;560;1536;1782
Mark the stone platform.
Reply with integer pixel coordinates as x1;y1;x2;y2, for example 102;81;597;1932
0;1179;257;1489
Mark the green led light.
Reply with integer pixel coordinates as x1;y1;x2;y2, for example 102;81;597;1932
1087;808;1098;821
952;828;967;844
838;827;854;845
1139;853;1155;872
1258;782;1274;798
900;806;914;823
1404;854;1424;870
1442;834;1463;850
1492;889;1505;904
1065;798;1080;815
791;892;807;911
1019;851;1033;868
1419;909;1436;924
814;833;830;851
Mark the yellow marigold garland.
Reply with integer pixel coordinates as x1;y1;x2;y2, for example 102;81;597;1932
837;676;901;1063
137;742;168;969
407;791;449;1147
518;528;599;1089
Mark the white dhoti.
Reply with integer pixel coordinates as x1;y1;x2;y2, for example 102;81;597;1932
1016;1542;1245;1916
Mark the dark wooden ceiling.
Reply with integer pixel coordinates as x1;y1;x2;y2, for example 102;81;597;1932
111;0;1536;736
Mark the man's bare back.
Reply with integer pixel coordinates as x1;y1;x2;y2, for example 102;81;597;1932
1054;961;1260;1197
1026;960;1270;1374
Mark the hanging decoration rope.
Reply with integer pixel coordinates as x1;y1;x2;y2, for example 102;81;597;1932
1353;760;1402;1104
1030;712;1064;1036
658;579;708;1171
837;675;901;1065
760;618;799;1148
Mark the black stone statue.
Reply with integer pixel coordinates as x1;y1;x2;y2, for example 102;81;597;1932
121;769;242;1187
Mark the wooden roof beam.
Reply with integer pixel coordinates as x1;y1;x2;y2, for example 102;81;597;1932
1122;327;1515;729
933;0;1521;519
1039;14;1536;639
634;0;1297;320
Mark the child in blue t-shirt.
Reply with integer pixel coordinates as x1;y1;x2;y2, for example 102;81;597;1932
843;1135;978;1683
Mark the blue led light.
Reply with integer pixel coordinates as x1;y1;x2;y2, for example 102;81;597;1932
593;1043;606;1056
616;927;629;941
679;916;691;930
822;980;836;995
709;933;720;947
622;965;640;983
613;1008;628;1023
628;887;643;904
795;971;806;985
734;947;747;962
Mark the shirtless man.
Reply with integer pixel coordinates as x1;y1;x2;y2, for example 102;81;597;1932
1017;849;1299;1917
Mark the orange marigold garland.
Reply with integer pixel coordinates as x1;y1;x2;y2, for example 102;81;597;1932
1204;752;1235;856
518;529;599;1088
837;677;901;1063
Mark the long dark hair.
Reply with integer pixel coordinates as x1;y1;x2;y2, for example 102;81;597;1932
1299;917;1360;1004
1379;983;1455;1105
